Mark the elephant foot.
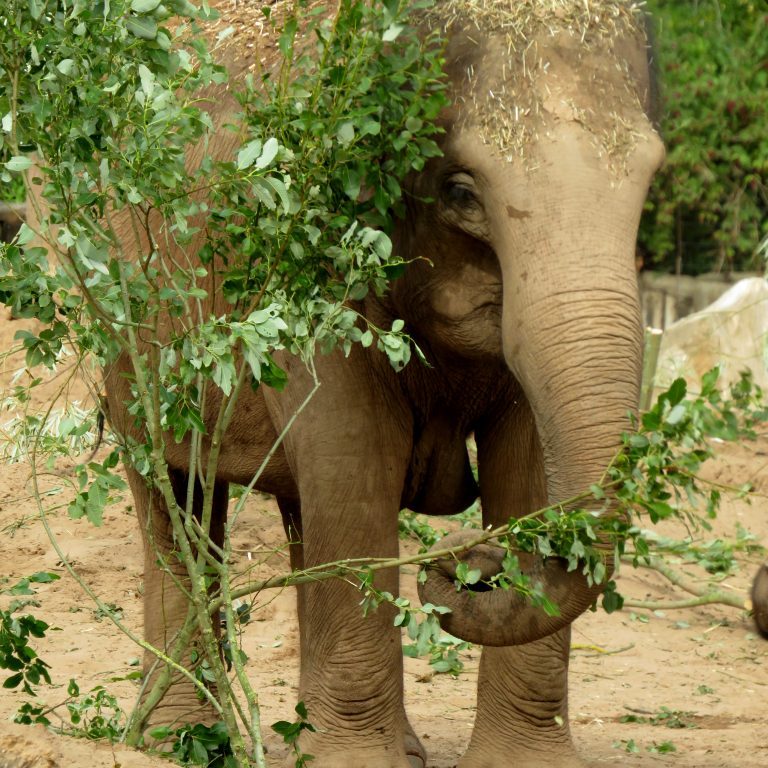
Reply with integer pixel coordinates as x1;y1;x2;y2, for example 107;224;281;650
458;747;588;768
283;749;421;768
405;723;427;767
751;561;768;638
286;730;425;768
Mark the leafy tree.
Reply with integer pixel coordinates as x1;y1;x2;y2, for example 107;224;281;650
0;1;448;762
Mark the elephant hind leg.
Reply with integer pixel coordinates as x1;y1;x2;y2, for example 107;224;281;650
128;465;229;738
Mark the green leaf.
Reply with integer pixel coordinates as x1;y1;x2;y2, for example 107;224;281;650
131;0;162;11
126;15;158;39
337;122;355;145
138;63;155;97
360;119;380;136
263;176;291;211
278;16;297;57
271;720;295;735
592;560;606;585
28;572;60;585
3;673;24;689
56;59;76;76
251;177;277;209
27;0;43;20
342;167;362;200
255;137;279;170
4;156;32;172
237;139;262;170
666;378;687;406
665;403;687;426
382;23;404;42
190;739;209;764
261;357;288;391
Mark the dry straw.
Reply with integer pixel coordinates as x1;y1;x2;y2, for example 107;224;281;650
421;0;648;166
422;0;643;41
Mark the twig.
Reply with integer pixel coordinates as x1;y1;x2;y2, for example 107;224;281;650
572;642;635;656
620;554;748;610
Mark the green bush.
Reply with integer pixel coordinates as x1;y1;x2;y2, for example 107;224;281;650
641;0;768;274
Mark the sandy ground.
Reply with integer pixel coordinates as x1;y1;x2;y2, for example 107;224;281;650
1;314;767;768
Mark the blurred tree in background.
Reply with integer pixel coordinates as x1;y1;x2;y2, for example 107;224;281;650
641;0;768;275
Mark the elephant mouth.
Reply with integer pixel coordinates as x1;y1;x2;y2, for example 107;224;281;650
418;530;607;647
429;299;503;360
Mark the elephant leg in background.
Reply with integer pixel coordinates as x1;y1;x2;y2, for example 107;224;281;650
276;495;307;673
127;464;229;735
460;399;586;768
265;352;421;768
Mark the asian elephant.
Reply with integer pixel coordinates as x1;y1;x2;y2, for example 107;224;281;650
103;2;665;767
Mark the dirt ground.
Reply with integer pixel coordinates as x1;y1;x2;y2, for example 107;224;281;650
1;313;767;768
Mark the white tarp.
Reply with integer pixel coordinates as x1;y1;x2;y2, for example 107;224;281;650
654;277;768;394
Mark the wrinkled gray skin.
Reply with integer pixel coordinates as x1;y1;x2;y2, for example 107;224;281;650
104;7;665;768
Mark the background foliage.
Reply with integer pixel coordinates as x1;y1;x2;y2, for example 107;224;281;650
641;0;768;275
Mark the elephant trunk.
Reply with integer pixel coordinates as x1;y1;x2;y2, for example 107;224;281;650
507;260;643;507
419;153;647;645
419;277;640;645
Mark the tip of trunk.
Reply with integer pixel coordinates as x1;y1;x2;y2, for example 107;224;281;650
417;530;610;646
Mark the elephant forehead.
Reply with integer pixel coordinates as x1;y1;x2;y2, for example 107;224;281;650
424;0;643;37
433;1;650;168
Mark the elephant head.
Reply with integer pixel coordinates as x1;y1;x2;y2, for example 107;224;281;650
389;4;665;645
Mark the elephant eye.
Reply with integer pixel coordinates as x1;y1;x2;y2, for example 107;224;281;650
445;183;477;207
439;170;488;240
442;173;480;209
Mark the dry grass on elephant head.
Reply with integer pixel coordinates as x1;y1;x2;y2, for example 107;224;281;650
201;0;329;77
421;0;650;167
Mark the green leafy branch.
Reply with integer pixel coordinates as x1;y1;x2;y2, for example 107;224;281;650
0;572;58;695
2;1;766;764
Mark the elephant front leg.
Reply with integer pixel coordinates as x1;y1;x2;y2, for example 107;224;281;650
460;632;585;768
293;562;424;768
461;400;585;768
266;356;421;768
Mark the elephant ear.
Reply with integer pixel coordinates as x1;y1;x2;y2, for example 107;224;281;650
418;531;607;647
